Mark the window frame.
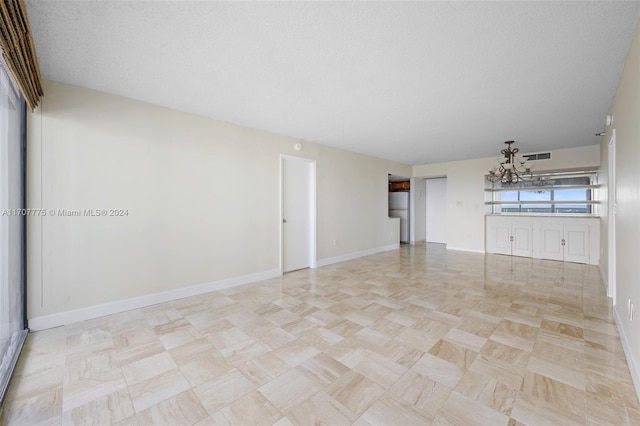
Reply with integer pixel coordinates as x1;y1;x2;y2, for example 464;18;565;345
485;170;599;215
0;67;28;405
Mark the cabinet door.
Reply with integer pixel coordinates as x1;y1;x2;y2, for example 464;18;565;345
491;223;512;255
539;223;564;261
564;224;590;264
511;223;533;258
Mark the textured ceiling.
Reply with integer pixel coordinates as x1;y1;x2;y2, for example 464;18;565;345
26;1;640;165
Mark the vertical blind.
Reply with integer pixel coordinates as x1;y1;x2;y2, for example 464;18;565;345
0;0;43;109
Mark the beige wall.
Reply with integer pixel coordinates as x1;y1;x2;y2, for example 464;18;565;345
412;145;601;252
27;80;410;325
600;22;640;394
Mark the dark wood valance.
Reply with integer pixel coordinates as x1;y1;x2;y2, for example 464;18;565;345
0;0;43;110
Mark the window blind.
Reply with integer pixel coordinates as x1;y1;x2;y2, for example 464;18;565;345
0;0;42;110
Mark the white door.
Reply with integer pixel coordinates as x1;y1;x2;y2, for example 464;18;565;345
282;156;316;272
540;224;564;261
426;178;447;243
511;223;533;258
564;224;590;264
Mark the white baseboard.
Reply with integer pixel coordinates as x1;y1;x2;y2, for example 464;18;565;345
446;246;485;254
316;243;399;268
28;268;282;331
613;305;640;403
29;243;402;330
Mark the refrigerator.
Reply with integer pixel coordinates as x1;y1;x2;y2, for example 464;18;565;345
389;191;410;243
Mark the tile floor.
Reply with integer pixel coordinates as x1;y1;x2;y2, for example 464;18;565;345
1;244;638;425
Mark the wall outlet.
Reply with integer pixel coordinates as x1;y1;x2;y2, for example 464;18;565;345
332;239;337;246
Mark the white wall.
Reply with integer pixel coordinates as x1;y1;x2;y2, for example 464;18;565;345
27;80;411;327
426;178;447;244
412;144;601;253
599;21;640;398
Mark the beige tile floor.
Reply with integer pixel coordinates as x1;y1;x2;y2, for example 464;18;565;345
1;244;639;425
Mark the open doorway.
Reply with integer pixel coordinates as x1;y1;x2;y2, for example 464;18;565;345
388;174;410;243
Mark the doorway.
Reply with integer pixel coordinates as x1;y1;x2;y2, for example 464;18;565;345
608;130;617;304
388;175;410;243
281;155;316;273
426;178;447;244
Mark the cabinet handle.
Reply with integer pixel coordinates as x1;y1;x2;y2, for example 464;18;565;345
509;236;514;242
561;238;566;246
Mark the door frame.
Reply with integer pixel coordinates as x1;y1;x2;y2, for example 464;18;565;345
608;129;617;304
280;154;317;272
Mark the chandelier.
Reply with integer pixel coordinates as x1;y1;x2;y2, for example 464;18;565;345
487;141;533;184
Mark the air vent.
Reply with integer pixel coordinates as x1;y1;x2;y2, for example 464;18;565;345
523;152;551;161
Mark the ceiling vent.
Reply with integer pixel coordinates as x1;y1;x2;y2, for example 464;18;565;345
522;152;551;161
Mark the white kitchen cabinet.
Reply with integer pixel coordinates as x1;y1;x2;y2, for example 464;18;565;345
539;223;564;261
563;224;590;264
539;222;590;264
487;221;511;255
486;219;533;257
486;215;599;265
512;223;534;258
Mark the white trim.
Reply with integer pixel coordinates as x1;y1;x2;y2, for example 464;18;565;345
607;130;617;303
309;160;317;269
316;244;398;268
446;246;485;254
613;305;640;403
28;268;282;331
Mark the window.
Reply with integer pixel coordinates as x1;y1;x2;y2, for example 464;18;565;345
485;171;597;215
0;64;27;403
0;0;41;404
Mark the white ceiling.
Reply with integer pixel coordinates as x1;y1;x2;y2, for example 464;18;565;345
26;1;640;165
